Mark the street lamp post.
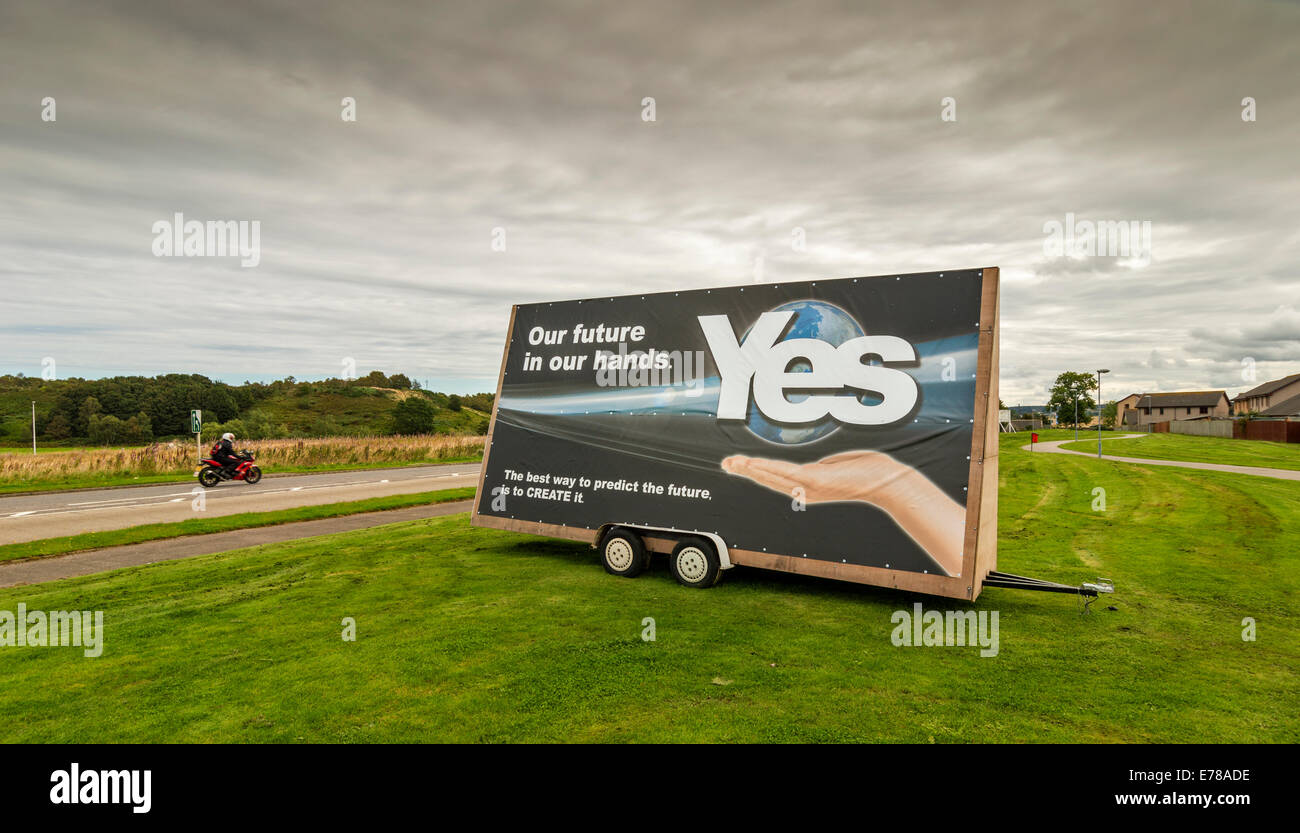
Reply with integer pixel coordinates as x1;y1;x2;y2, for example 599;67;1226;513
1097;369;1110;458
1074;394;1079;442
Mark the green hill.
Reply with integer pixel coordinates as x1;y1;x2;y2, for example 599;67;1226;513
0;372;493;446
236;386;489;439
0;378;62;446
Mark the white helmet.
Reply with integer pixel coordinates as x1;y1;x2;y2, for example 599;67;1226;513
222;432;235;441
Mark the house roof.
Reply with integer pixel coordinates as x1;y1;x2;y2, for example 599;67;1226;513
1136;391;1228;408
1260;393;1300;417
1234;373;1300;401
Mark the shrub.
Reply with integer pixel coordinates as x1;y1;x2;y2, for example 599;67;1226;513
391;398;436;435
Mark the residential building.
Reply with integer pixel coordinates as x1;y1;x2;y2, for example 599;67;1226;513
1132;391;1231;425
1115;393;1141;427
1233;373;1300;415
1260;394;1300;418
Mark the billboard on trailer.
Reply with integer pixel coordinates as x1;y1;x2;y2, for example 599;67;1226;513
472;267;1000;599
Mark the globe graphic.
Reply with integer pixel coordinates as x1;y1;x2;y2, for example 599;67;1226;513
744;299;866;445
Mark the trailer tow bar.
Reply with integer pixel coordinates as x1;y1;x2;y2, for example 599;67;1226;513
983;572;1114;611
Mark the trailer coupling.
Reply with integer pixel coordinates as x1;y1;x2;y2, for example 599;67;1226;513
983;571;1115;598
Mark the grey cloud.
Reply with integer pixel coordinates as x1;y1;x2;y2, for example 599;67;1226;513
2;0;1299;399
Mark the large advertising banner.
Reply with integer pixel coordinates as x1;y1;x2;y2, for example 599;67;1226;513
473;268;1000;599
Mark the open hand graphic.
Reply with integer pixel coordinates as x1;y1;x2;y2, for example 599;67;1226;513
721;450;967;577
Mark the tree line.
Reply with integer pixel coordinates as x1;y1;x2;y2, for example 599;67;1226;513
0;372;493;445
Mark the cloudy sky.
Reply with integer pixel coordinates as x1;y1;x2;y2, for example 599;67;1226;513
3;0;1298;402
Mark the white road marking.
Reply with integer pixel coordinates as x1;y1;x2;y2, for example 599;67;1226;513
0;467;480;523
67;491;195;507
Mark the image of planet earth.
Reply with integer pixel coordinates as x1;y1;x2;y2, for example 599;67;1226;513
744;299;867;445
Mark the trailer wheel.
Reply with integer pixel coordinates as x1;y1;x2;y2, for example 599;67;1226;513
600;529;649;578
669;537;721;588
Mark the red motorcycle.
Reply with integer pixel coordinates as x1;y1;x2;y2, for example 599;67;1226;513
196;450;263;488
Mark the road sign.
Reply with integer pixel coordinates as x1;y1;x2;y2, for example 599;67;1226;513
191;410;202;433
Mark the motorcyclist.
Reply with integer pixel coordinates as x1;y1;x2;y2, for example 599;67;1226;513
211;432;241;479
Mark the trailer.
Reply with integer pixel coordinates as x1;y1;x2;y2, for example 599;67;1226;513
472;267;1108;601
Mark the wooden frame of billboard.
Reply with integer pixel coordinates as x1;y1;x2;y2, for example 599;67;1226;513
472;267;1001;601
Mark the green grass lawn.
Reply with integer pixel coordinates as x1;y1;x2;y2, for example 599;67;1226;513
0;487;476;564
0;455;483;495
0;432;1295;742
1057;431;1300;471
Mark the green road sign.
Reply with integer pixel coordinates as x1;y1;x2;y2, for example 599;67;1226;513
191;410;202;433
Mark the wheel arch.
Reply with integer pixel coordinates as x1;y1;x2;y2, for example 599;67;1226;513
594;523;733;569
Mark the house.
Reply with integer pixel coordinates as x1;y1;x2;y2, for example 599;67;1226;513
1132;391;1231;425
1260;393;1300;418
1115;393;1142;427
1233;373;1300;415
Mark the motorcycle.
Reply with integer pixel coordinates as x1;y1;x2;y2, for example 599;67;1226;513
196;449;263;488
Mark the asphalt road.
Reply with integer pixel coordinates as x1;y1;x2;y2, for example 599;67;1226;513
0;463;482;545
0;500;476;588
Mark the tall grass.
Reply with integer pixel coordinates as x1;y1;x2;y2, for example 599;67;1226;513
0;434;484;484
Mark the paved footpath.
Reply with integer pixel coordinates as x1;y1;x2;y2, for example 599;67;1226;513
0;500;474;589
1023;434;1300;482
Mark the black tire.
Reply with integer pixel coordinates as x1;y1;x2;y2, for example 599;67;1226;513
669;537;721;588
197;467;221;488
600;528;649;578
244;466;262;485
